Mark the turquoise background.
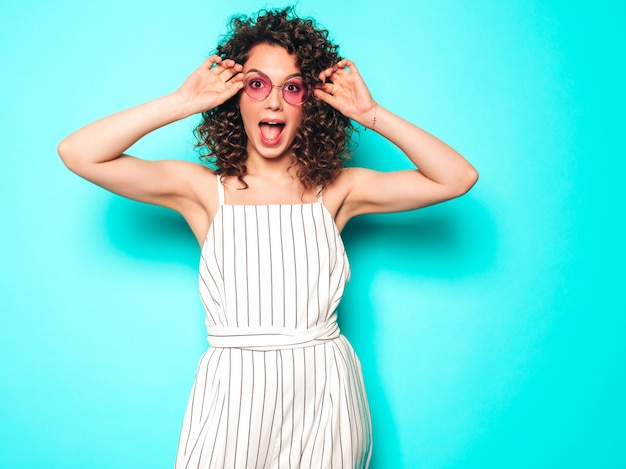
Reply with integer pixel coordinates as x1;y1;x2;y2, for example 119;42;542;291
1;0;624;467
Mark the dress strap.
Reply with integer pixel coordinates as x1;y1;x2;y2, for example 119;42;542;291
216;176;225;206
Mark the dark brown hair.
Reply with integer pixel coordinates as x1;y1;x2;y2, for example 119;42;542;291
195;7;355;189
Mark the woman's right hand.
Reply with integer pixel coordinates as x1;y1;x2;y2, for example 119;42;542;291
175;55;244;116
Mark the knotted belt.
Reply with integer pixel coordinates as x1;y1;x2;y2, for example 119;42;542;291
206;320;340;351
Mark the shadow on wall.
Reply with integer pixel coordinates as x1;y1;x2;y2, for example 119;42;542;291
343;195;496;279
103;196;199;267
340;195;495;467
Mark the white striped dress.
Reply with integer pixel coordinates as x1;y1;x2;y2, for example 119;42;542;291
175;180;372;469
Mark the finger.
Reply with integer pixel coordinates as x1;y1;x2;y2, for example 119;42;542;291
192;56;220;77
219;58;242;71
216;62;243;81
330;59;346;71
335;58;357;71
313;88;339;108
212;59;243;80
318;71;341;89
343;60;362;79
334;62;355;77
207;56;241;75
318;68;333;82
330;59;360;81
318;63;344;79
327;66;352;83
226;72;244;84
204;55;222;69
201;80;243;111
222;80;245;99
315;81;334;94
333;68;349;79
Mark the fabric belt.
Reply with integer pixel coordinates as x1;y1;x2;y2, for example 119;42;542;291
206;320;340;351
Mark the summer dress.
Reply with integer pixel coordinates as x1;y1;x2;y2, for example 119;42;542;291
175;179;372;468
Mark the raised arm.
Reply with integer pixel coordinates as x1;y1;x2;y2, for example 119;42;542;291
314;59;478;221
57;56;244;213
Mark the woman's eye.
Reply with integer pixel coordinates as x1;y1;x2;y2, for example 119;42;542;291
285;82;303;92
249;79;266;89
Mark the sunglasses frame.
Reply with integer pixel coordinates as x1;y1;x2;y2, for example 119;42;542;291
242;71;309;106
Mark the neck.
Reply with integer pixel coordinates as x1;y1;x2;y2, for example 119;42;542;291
245;151;298;180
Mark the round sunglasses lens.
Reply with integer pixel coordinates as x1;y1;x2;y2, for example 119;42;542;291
245;76;271;100
283;81;308;105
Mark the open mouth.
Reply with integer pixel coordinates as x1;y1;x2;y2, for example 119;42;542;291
259;121;285;146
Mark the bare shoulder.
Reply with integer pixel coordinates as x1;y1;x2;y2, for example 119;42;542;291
161;159;215;185
176;160;217;192
171;162;221;243
325;167;371;192
139;159;217;210
323;167;377;230
330;166;381;193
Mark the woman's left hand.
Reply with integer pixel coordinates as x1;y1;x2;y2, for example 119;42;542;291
314;59;377;128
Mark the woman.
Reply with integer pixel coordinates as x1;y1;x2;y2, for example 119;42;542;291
58;8;477;469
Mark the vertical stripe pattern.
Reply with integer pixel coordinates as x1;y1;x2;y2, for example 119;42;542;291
175;197;372;468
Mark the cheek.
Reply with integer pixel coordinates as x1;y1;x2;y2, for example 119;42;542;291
238;100;256;131
290;107;305;130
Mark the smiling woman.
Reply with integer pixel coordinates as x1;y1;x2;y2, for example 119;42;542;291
57;6;476;469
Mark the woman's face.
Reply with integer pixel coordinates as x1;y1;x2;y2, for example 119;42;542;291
239;43;305;163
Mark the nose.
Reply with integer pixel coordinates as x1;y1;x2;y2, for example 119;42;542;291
265;85;283;110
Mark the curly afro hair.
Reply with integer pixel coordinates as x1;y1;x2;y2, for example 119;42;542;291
195;7;355;190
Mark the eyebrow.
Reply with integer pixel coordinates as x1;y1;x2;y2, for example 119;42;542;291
245;68;303;80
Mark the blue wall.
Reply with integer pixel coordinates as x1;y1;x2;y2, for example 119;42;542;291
1;0;624;467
